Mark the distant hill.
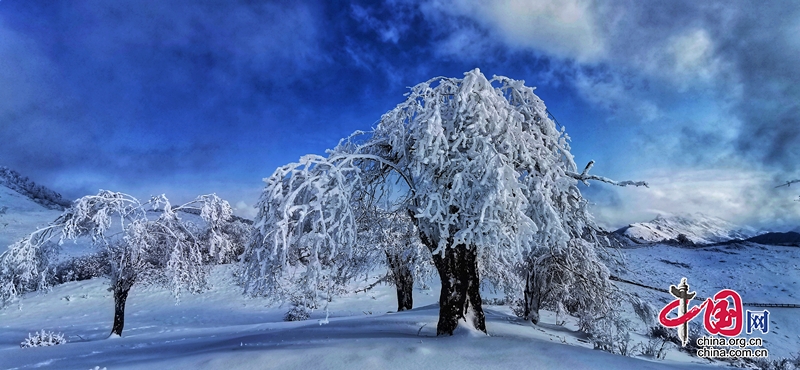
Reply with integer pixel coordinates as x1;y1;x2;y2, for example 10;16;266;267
0;167;73;249
613;213;757;245
747;231;800;246
0;167;71;210
0;185;65;249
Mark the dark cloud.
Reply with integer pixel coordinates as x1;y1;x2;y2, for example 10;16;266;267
607;0;800;170
725;10;800;169
0;0;326;198
1;0;798;226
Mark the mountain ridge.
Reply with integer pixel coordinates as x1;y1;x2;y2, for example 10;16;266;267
0;166;71;211
613;212;758;245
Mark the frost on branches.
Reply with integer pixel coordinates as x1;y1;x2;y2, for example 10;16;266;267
0;191;240;336
243;69;646;335
361;209;433;312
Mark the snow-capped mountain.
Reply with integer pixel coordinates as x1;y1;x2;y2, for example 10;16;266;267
613;213;758;244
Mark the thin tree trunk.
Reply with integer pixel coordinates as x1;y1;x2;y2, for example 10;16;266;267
430;243;486;336
386;252;414;311
110;280;133;337
523;270;541;324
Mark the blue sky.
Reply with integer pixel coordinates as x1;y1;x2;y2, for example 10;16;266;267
1;1;799;229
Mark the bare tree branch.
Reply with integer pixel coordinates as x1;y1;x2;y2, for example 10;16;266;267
775;179;800;188
353;273;391;294
566;161;649;188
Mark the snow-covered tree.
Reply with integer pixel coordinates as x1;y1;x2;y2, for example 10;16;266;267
241;155;387;311
360;209;432;311
0;191;240;336
519;160;646;326
242;69;645;335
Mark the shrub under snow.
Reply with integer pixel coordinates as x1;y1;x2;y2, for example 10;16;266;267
283;304;312;322
19;330;67;348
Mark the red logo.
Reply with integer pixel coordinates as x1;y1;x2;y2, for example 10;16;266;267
659;289;744;336
658;278;744;346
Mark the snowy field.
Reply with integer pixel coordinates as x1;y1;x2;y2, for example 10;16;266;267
1;185;798;369
615;242;800;360
0;262;766;370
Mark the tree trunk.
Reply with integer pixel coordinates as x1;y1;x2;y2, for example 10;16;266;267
393;265;414;311
110;280;133;337
386;252;414;311
523;270;541;324
430;243;486;335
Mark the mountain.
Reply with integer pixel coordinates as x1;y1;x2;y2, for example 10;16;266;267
747;231;800;246
613;213;757;245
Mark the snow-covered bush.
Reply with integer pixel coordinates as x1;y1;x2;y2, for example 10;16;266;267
52;251;111;284
639;326;674;360
283;304;312;322
584;314;637;356
0;240;60;306
242;69;645;336
178;207;251;264
19;330;67;348
0;191;240;337
753;356;800;370
205;217;250;264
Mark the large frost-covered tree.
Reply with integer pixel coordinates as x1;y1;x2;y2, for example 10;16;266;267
0;191;240;336
242;69;645;335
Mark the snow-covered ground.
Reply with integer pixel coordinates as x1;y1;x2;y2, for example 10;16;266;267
2;184;797;369
615;242;800;360
1;265;736;370
0;186;62;249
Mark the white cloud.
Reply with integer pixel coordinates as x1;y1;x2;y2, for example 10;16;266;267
630;28;729;90
435;23;493;60
424;0;606;62
588;167;800;230
670;29;715;77
234;200;258;219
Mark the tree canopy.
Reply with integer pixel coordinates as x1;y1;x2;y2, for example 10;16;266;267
241;69;647;335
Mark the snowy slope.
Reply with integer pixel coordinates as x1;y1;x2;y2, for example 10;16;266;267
614;213;757;244
0;167;71;211
0;185;63;250
613;242;800;360
0;266;728;370
1;199;796;369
